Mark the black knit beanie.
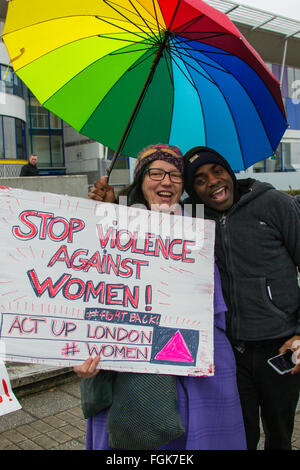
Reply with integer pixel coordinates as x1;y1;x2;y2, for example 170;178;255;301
183;146;238;202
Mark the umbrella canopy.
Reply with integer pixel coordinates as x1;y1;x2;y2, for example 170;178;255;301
3;0;288;172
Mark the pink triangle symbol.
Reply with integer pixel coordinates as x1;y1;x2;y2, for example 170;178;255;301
155;330;194;362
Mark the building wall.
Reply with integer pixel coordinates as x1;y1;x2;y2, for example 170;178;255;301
0;24;26;123
238;169;300;191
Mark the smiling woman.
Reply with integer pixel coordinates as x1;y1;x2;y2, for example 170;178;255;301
193;163;235;212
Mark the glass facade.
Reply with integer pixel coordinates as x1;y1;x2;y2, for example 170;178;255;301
0;116;26;159
106;146;129;170
0;66;65;172
27;90;65;173
0;59;299;177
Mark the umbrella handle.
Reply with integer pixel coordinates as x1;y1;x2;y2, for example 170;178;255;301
106;32;170;182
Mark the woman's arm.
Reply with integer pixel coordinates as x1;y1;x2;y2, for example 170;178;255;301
74;356;100;378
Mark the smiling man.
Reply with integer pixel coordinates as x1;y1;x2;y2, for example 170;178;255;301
183;146;300;450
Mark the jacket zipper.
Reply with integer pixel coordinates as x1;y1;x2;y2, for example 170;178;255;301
219;212;238;339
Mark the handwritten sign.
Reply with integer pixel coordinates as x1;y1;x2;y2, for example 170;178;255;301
0;187;215;376
0;361;21;416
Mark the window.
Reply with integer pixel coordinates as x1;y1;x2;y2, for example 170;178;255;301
49;112;62;129
27;90;65;169
251;64;300;172
29;95;49;129
3;116;17;158
0;119;3;157
31;134;64;168
31;135;51;167
0;117;26;159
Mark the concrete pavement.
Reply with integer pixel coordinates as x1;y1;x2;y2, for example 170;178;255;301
0;362;300;450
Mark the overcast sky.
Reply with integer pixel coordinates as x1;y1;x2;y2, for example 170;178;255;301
232;0;300;21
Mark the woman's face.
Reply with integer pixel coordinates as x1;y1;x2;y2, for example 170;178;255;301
141;160;183;211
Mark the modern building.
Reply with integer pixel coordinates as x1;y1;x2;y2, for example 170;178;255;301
0;0;300;190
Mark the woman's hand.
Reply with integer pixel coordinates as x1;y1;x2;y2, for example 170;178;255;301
74;356;100;378
88;176;116;203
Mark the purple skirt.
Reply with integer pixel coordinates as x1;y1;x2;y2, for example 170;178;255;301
85;264;246;450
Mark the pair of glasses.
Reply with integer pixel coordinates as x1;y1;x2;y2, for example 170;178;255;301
146;168;183;183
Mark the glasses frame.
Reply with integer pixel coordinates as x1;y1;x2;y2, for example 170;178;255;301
146;168;183;183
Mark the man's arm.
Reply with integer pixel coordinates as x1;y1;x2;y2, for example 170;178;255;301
19;165;28;176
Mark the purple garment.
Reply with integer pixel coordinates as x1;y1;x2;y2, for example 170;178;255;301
86;264;246;450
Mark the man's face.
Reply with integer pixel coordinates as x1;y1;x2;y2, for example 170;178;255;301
193;163;234;211
29;155;37;165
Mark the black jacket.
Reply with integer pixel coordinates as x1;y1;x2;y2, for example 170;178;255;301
20;163;39;176
185;178;300;341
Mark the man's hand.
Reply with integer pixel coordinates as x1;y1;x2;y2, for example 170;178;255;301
74;356;100;378
88;176;116;203
279;335;300;375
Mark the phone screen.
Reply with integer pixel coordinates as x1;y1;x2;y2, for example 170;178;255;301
268;350;295;374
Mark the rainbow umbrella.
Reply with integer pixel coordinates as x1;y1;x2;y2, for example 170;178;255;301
2;0;288;174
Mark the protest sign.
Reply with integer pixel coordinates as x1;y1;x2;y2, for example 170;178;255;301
0;361;21;416
0;187;215;376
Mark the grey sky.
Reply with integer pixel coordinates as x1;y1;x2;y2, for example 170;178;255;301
232;0;300;21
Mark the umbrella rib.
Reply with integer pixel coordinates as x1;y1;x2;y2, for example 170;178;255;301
175;39;277;155
109;46;154;56
96;33;151;44
168;0;181;30
170;43;217;87
172;14;205;35
162;48;175;89
161;49;175;146
41;41;152;109
174;31;231;43
170;39;247;162
166;46;209;145
95;15;157;45
167;47;201;90
171;42;231;57
169;44;230;76
1;14;155;38
178;42;246;166
105;31;171;177
102;0;158;43
13;33;151;75
170;13;232;43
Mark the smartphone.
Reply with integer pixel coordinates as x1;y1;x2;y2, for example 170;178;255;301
267;350;295;375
